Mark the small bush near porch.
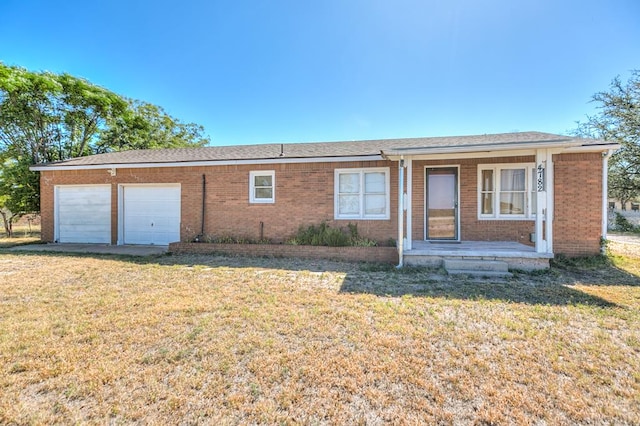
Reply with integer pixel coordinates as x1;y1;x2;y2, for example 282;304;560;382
0;242;638;424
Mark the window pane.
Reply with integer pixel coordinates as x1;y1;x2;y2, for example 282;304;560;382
481;169;494;191
500;169;525;191
364;172;385;193
255;188;273;199
364;194;386;215
339;173;360;193
531;191;537;214
339;194;360;215
500;193;525;214
254;175;272;187
481;192;493;214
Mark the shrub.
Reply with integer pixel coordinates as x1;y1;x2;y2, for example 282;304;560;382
614;212;638;233
198;235;270;244
288;222;378;247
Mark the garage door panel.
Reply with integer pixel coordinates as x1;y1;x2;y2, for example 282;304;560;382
58;215;110;226
56;186;111;244
122;185;180;245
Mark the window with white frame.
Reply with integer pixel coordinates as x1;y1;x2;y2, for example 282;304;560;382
249;171;275;203
478;164;536;219
335;168;390;219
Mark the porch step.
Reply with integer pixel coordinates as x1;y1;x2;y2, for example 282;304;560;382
443;259;512;278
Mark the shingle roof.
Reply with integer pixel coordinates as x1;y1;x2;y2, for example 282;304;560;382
33;131;611;168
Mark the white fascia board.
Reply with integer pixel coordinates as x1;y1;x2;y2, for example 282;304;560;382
382;142;620;161
563;143;620;153
381;140;582;159
384;149;537;161
30;154;384;171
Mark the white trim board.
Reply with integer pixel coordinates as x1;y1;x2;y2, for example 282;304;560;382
31;155;384;171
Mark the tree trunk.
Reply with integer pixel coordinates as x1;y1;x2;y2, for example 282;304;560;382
0;210;12;238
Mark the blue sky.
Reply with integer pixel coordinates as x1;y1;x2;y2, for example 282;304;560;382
1;0;638;146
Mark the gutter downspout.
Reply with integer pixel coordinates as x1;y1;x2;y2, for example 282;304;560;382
602;150;613;252
199;174;206;240
397;157;405;268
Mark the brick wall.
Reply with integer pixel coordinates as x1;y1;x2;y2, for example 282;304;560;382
39;153;604;257
39;160;398;245
553;153;603;256
169;242;399;264
411;157;536;244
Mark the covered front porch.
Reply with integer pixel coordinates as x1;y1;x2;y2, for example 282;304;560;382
377;133;619;269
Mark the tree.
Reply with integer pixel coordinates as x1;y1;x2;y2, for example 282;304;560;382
576;70;640;203
0;64;128;163
0;155;39;236
0;63;210;226
96;99;209;152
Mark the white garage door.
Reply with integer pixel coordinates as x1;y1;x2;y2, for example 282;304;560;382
122;185;181;245
56;185;111;244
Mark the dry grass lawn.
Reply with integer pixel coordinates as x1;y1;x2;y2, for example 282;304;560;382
0;241;639;424
0;225;40;248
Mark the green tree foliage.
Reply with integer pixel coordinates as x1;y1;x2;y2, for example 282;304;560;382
97;100;209;152
576;70;640;204
0;63;210;226
0;64;128;163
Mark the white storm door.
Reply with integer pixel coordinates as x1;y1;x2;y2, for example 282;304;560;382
122;185;181;245
56;185;111;243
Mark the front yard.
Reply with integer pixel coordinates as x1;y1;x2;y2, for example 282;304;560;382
0;242;639;424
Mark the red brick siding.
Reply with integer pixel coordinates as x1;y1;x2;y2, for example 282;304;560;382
39;153;604;256
169;242;398;264
411;157;536;244
553;153;603;256
39;161;397;245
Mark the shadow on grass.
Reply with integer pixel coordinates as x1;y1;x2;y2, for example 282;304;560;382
2;248;638;307
0;236;42;249
340;273;620;307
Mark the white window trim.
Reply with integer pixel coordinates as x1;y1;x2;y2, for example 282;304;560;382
477;163;536;220
249;170;275;204
334;167;390;220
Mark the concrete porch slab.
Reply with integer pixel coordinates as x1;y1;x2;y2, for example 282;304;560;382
404;241;552;271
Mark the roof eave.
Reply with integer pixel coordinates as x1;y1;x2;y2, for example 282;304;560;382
381;140;619;160
29;154;384;171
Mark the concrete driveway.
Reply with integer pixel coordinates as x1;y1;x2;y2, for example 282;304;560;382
607;233;640;245
9;243;168;256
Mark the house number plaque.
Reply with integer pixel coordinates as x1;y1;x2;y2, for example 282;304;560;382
537;164;545;192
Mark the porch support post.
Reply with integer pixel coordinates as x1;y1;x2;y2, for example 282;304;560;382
397;157;405;267
602;150;613;244
546;149;554;253
406;156;413;251
535;149;548;253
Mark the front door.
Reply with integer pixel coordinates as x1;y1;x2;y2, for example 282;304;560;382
426;167;458;240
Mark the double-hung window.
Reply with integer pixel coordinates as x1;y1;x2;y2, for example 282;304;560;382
478;164;536;219
249;171;275;203
335;168;390;219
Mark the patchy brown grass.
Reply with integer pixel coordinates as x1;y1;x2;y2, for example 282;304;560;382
0;225;41;248
0;246;638;424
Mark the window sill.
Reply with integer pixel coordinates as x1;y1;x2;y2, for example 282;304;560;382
478;216;535;221
335;216;390;221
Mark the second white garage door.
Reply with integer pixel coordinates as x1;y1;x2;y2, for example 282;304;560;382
121;185;181;245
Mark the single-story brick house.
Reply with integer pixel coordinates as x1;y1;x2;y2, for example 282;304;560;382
31;131;618;267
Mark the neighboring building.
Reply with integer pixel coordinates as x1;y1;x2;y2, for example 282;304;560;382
31;132;618;265
608;198;640;211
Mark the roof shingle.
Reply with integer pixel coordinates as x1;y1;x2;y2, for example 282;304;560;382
33;131;608;168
